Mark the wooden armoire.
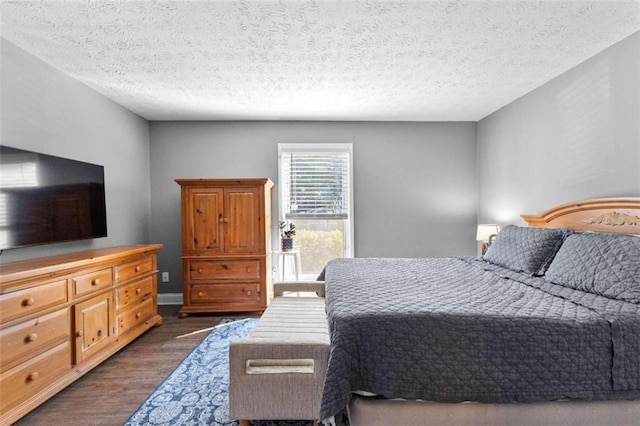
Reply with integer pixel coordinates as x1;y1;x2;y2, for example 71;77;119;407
176;178;273;317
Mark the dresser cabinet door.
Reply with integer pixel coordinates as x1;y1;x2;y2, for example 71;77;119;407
74;292;114;363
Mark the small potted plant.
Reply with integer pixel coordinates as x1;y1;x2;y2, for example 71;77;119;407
278;221;296;252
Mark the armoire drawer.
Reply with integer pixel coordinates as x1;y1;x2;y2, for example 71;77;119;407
0;308;70;372
188;259;260;282
116;276;153;311
189;283;261;304
0;341;71;415
0;280;68;323
115;256;154;284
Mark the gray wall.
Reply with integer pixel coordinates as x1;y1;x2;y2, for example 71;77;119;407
0;38;152;263
7;28;637;294
149;121;477;293
477;32;640;225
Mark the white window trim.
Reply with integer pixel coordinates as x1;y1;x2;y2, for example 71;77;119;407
277;143;354;258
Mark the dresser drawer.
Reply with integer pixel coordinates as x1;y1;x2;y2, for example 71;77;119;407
115;256;154;284
0;280;68;323
188;259;260;282
116;276;153;311
117;297;154;335
0;308;70;373
72;268;113;298
0;341;71;415
189;283;261;304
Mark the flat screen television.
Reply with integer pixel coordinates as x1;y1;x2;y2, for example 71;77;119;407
0;145;107;250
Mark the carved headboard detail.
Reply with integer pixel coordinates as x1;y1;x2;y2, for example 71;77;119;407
522;198;640;235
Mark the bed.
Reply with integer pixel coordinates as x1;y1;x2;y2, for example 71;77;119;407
319;198;640;426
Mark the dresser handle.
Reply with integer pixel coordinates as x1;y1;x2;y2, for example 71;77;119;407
198;291;203;297
246;290;252;296
27;372;39;382
76;330;84;337
135;266;141;272
23;297;35;306
26;333;38;342
136;312;141;319
198;268;203;273
91;279;100;286
135;288;141;294
247;267;251;272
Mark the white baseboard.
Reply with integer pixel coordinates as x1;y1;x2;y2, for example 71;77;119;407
158;292;183;305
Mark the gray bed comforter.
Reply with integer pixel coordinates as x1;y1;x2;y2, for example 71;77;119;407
319;257;640;420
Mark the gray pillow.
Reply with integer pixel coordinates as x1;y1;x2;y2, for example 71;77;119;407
545;232;640;303
483;225;571;275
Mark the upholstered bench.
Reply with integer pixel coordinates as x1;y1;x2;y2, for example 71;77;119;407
229;281;329;426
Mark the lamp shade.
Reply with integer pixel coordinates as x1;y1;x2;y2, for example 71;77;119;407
476;224;501;242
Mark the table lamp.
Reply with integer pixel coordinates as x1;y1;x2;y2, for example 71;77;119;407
476;224;501;255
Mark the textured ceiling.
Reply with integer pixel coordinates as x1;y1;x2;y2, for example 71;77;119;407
1;1;639;121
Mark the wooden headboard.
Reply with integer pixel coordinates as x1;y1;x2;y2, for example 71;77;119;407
522;198;640;235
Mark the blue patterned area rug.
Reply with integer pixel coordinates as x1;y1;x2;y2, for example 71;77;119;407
125;318;330;426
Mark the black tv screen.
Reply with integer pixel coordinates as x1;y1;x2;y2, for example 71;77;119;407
0;145;107;250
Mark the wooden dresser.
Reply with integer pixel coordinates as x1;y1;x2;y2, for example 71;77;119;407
176;178;273;317
0;244;163;424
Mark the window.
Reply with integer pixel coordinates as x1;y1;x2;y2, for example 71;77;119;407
278;143;353;279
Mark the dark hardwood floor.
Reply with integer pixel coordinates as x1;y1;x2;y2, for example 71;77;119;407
14;305;257;426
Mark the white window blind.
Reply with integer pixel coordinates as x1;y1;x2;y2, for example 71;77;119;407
0;154;38;230
280;145;351;220
0;159;38;188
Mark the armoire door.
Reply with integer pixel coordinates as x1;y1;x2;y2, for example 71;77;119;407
224;187;262;254
183;187;224;255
